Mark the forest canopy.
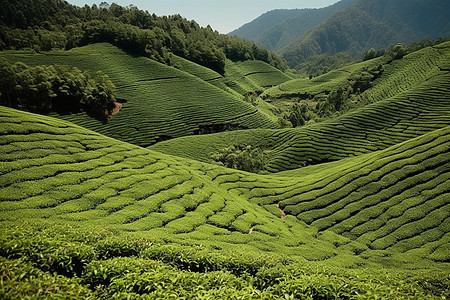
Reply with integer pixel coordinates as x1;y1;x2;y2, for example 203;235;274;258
0;60;116;120
0;0;288;74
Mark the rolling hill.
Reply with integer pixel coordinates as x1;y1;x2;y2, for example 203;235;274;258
0;43;291;147
150;42;450;172
1;104;449;298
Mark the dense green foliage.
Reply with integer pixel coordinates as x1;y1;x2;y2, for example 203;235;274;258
0;43;281;147
2;223;448;299
1;105;449;298
0;60;116;120
0;0;287;74
151;42;450;172
229;0;358;51
211;144;266;173
279;0;450;68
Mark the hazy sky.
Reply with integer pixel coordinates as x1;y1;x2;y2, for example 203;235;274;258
65;0;340;33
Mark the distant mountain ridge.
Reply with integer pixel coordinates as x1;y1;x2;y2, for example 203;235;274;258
231;0;450;68
229;0;358;51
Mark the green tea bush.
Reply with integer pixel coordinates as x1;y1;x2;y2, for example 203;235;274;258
94;237;154;260
269;274;358;299
0;257;95;299
82;257;166;287
0;231;96;277
141;244;280;276
107;269;249;298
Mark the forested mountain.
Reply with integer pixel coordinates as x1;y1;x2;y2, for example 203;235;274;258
0;0;287;74
231;0;450;69
281;0;450;68
229;0;357;51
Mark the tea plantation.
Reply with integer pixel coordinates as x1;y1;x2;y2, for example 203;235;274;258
1;104;449;298
151;42;450;172
0;43;286;147
1;42;450;299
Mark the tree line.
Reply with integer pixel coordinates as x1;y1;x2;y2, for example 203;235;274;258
0;60;116;121
0;0;287;74
362;37;449;62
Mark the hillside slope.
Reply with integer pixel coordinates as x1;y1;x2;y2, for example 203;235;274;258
0;43;282;147
280;0;450;68
1;107;449;258
0;0;288;74
150;42;450;172
223;59;294;95
0;106;449;298
0;106;330;252
229;0;358;51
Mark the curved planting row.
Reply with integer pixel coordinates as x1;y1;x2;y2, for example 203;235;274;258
1;106;449;298
0;106;340;260
0;43;278;147
224;60;293;95
235;126;450;261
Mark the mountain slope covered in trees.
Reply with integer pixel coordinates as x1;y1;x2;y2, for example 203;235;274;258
231;0;450;69
0;0;287;74
229;0;357;51
281;0;450;68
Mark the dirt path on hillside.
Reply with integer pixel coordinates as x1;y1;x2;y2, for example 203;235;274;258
106;102;122;119
277;204;286;220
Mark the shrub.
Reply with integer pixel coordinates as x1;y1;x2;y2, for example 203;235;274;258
82;257;166;287
211;144;266;173
141;244;280;276
94;236;154;260
0;230;96;277
0;257;95;299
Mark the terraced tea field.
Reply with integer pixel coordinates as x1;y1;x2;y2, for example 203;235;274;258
0;43;281;147
261;42;449;103
1;42;450;299
0;106;325;252
1;105;449;298
150;42;450;172
224;59;294;95
260;56;385;100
